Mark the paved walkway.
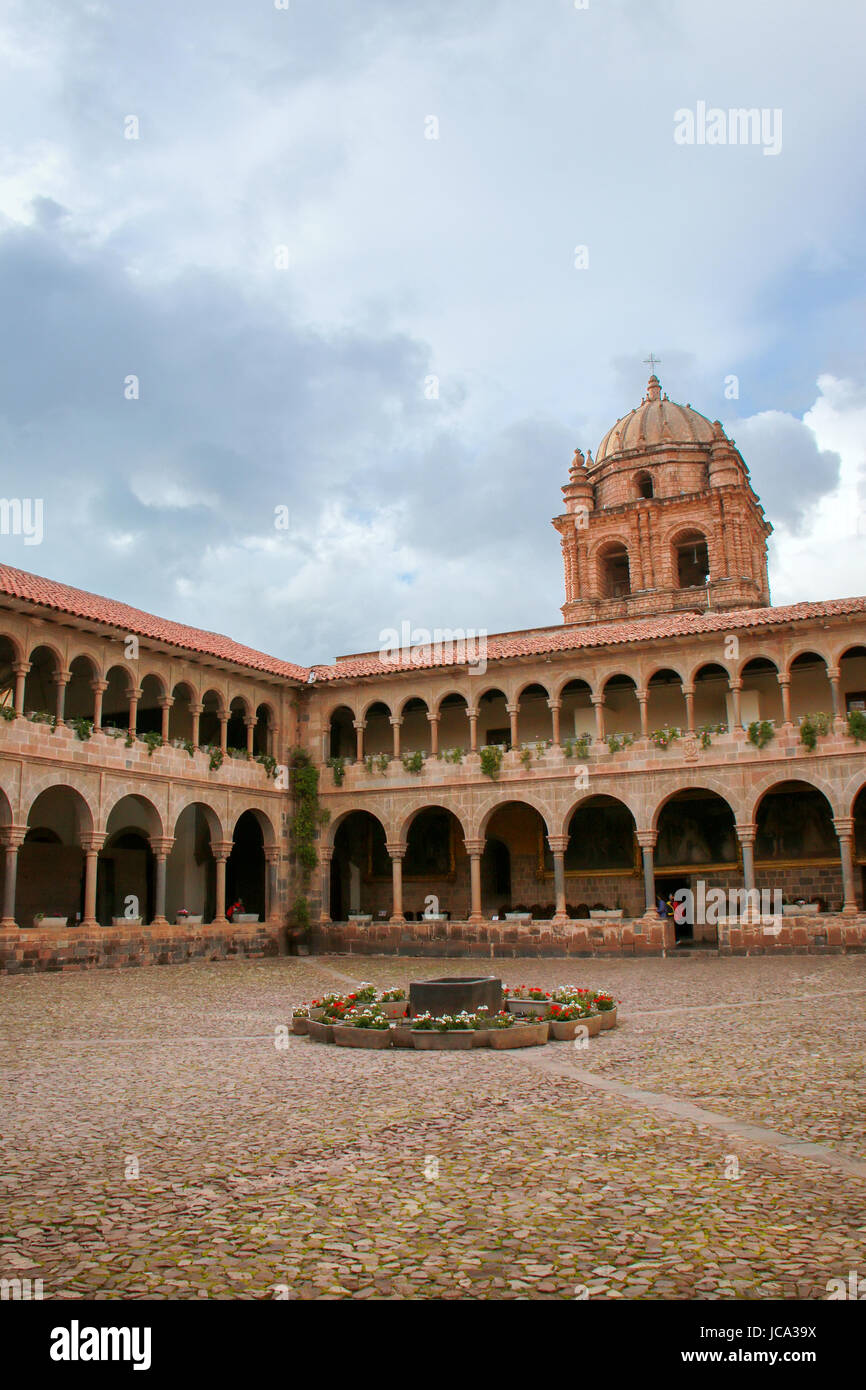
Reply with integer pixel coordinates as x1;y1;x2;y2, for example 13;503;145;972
1;954;864;1299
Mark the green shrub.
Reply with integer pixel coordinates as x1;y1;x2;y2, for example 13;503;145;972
847;708;866;743
747;719;774;749
480;745;503;779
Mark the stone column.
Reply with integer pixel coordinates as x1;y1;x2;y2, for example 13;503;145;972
637;691;649;740
427;712;440;757
244;716;256;756
735;824;758;917
778;677;792;728
386;841;406;924
547;834;569;924
389;716;402;759
212;841;232;925
189;702;203;750
730;679;743;731
13;662;30;713
506;702;519;750
683;685;695;737
591;694;605;742
548;699;562;748
150;837;174;926
0;826;26;928
158;696;173;743
636;830;658;916
828;668;844;730
127;687;141;737
833;817;859;916
467;708;479;752
53;670;70;723
464;837;485;924
80;832;106;928
264;847;281;923
319;846;333;924
90;679;108;730
218;712;228;754
354;719;366;762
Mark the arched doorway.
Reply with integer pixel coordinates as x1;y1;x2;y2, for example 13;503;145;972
330;810;388;921
21;786;93;926
558;795;639;918
167;803;220;923
227;811;266;920
755;781;841;911
655;788;738;942
482;801;550;918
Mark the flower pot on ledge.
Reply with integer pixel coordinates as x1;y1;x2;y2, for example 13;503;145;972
33;916;67;928
233;913;259;923
112;916;142;927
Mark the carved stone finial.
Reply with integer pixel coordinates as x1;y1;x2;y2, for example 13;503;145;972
646;374;661;403
572;446;585;470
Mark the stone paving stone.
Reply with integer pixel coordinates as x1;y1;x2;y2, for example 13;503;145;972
1;954;864;1299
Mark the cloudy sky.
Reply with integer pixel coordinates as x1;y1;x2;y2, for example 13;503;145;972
1;0;864;664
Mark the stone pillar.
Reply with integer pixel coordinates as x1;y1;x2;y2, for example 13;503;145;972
90;679;108;730
80;832;106;928
189;702;203;750
218;712;228;754
319;846;333;924
730;679;743;731
591;694;605;742
637;691;649;740
467;708;479;752
506;702;519;750
683;685;695;737
636;831;658;917
778;677;792;728
212;842;232;925
13;662;30;714
548;699;562;747
735;823;758;911
389;716;402;759
53;670;71;723
158;696;173;743
264;847;281;923
128;687;141;737
0;826;26;928
833;818;859;916
547;834;569;923
464;837;485;924
427;712;440;757
386;842;406;924
828;668;843;729
244;716;256;756
150;837;174;926
354;719;366;762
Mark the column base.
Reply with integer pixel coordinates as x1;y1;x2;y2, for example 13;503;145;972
80;918;99;930
389;913;406;925
468;913;486;925
318;913;332;925
551;912;569;927
842;903;860;917
212;916;228;927
150;915;169;928
0;917;19;931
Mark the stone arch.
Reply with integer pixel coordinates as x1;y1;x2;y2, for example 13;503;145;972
594;538;631;598
552;672;596;701
169;680;197;743
0;629;25;666
360;694;392;721
326;803;390;850
433;689;468;718
25;782;95;840
475;793;552;840
102;790;165;840
102;664;135;729
634;470;654;500
65;652;101;721
668;525;711;588
23;643;63;714
399;800;469;844
748;770;842;824
785;645;833;679
652;779;742;829
171;797;224;843
0;783;13;826
253;701;276;757
327;704;356;760
362;699;393;757
559;787;642;838
230;804;277;847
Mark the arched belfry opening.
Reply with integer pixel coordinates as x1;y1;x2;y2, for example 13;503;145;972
675;531;710;589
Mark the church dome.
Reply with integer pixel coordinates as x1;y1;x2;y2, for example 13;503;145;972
595;374;716;464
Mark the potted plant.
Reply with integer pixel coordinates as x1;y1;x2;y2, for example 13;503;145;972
592;991;618;1030
410;1011;477;1050
546;1001;601;1041
487;1011;548;1049
505;986;552;1018
471;1005;492;1048
589;904;624;920
175;907;203;926
291;1005;310;1035
376;987;409;1019
111;914;142;926
32;911;68;928
332;1007;393;1050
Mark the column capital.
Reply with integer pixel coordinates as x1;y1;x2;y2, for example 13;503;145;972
682;684;695;697
52;670;71;686
353;719;367;731
466;707;479;721
426;711;440;723
636;689;648;703
90;678;108;693
157;695;174;710
218;710;229;723
129;686;142;701
150;836;175;857
263;846;281;864
505;702;519;715
547;834;569;854
777;675;790;688
0;825;28;849
318;844;334;864
211;840;233;861
635;830;657;850
385;841;407;859
833;816;855;839
12;661;31;677
590;694;605;706
827;666;841;681
546;698;562;711
729;677;742;691
243;715;256;728
735;822;757;844
81;832;106;853
189;702;204;715
388;715;402;727
463;837;485;856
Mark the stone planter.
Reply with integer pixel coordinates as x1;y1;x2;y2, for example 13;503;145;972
471;1029;491;1048
489;1021;548;1049
332;1024;392;1050
505;912;532;922
782;903;820;916
411;1030;475;1051
112;917;141;926
506;998;550;1018
308;1007;325;1021
233;913;259;923
33;916;67;928
589;909;624;920
378;999;408;1019
176;915;203;926
306;1018;334;1044
291;1015;309;1035
348;914;372;923
390;1023;414;1048
551;1012;603;1039
597;1007;617;1031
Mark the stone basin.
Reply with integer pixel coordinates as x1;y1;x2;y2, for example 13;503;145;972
409;975;503;1019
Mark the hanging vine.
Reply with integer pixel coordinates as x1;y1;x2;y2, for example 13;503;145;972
289;748;329;937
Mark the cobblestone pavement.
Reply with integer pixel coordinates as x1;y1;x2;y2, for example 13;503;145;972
2;954;864;1300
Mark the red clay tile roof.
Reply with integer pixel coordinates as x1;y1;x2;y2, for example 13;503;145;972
311;597;866;682
0;564;308;682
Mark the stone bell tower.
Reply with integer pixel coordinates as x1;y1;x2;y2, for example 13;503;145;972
552;374;772;626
